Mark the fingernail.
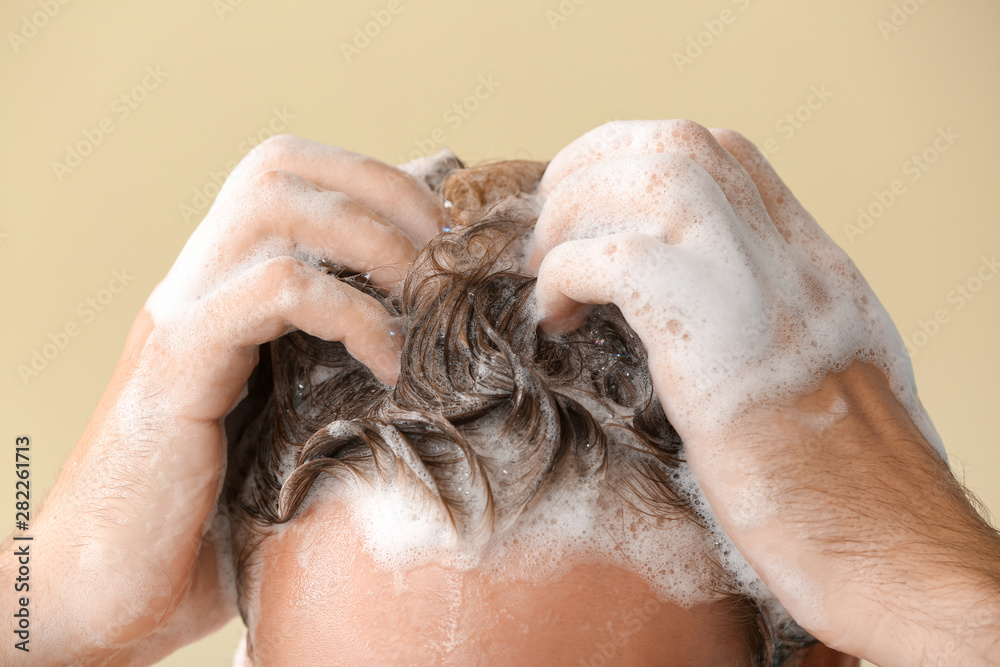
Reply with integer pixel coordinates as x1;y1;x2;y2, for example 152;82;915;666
372;347;401;386
387;316;407;351
538;310;586;336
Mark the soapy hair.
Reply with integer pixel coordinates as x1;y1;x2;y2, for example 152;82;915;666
222;160;820;666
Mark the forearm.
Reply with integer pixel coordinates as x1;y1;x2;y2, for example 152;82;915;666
0;532;110;665
812;484;999;665
883;563;1000;666
845;483;1000;665
722;362;1000;665
0;535;30;665
4;428;218;665
1;522;235;666
106;537;238;667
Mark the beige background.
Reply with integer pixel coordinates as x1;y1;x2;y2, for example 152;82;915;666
1;1;997;665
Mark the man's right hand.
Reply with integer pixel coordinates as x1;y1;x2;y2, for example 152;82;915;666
3;135;448;666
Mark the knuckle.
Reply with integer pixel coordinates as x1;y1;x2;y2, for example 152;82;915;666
667;118;715;145
712;128;758;156
213;169;307;236
715;127;748;145
255;133;302;155
234;134;302;175
596;119;628;135
250;168;301;191
325;189;354;214
357;158;431;211
377;162;419;194
537;243;577;278
258;256;303;294
588;120;630;151
238;169;314;210
646;150;702;177
615;233;653;258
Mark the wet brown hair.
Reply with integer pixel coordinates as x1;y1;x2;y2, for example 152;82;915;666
222;158;820;666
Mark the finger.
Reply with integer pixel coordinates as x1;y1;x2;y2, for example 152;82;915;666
539;120;774;240
529;152;742;272
535;232;699;336
219;134;448;245
218;169;418;288
536;233;762;431
195;256;403;384
709;128;838;255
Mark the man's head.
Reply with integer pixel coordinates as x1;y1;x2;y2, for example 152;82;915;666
222;157;820;665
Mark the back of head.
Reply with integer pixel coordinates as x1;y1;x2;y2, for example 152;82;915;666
222;156;816;665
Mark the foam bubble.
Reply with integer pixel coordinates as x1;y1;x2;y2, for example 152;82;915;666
530;119;950;635
331;438;728;610
535;121;945;461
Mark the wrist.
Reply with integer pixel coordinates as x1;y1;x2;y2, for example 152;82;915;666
786;364;1000;664
844;558;1000;666
699;361;1000;664
0;532;120;665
